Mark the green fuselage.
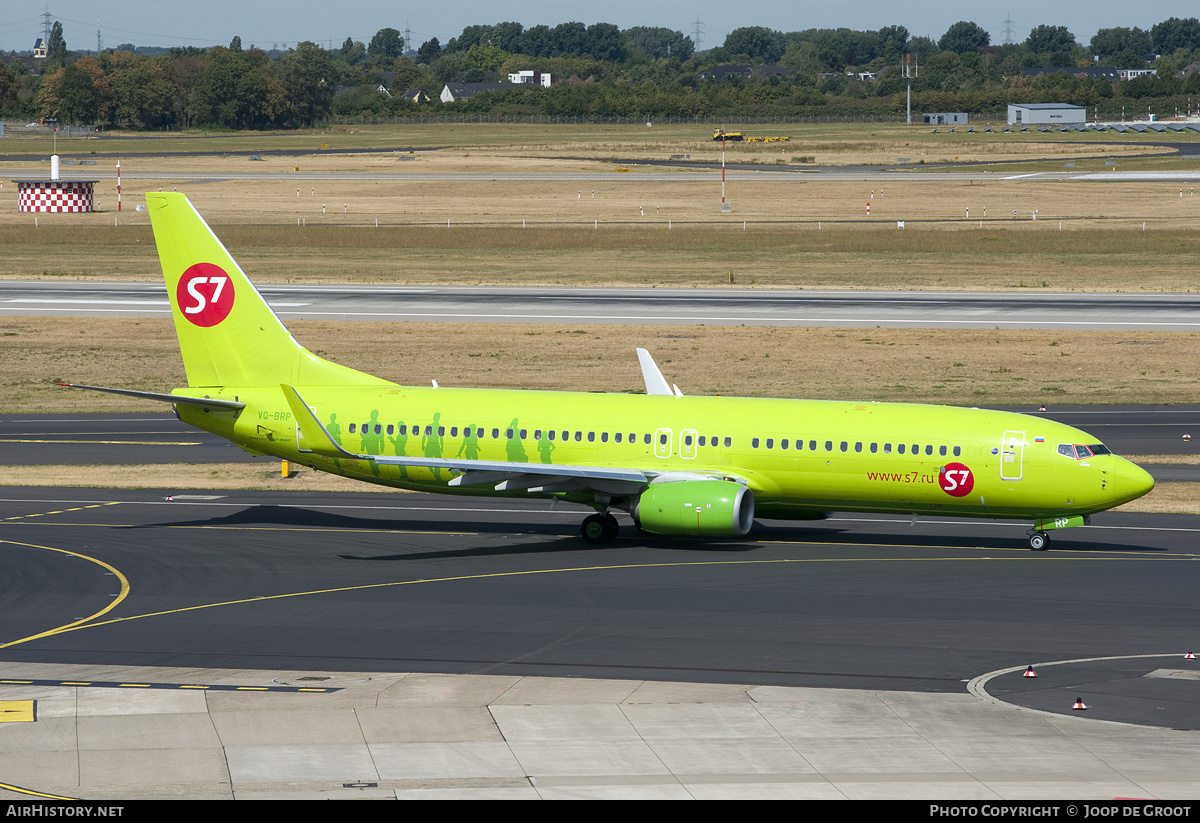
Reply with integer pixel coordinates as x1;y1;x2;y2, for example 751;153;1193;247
177;383;1153;522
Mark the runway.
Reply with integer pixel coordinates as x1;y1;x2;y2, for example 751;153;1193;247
18;167;1200;182
6;281;1200;330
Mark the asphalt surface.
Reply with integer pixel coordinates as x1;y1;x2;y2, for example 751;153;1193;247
6;282;1200;330
1;487;1198;727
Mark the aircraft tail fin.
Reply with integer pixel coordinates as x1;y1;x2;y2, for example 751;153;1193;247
146;192;387;389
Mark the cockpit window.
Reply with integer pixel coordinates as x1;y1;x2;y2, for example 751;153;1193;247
1058;444;1102;459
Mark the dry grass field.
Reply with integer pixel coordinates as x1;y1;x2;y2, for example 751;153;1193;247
3;121;1200;290
7;316;1199;411
2;122;1198;511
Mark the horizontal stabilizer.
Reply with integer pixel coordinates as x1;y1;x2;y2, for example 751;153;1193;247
57;383;245;410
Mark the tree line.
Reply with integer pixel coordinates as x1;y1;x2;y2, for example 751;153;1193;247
3;18;1200;128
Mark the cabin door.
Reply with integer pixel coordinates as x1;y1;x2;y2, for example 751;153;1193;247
1000;430;1025;481
680;429;698;459
654;427;673;458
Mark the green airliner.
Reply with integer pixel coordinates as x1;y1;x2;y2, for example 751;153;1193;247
65;193;1154;550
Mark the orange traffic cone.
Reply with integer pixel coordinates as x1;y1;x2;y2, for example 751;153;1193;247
1073;697;1087;710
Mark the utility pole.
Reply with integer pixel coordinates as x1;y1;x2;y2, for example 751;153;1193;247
903;54;918;125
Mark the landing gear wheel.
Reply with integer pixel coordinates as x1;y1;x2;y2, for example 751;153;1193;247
581;513;619;544
1029;531;1050;551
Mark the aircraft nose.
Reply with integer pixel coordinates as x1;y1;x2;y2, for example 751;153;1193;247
1112;459;1155;505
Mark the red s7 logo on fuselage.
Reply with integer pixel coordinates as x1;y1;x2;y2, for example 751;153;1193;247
176;263;235;326
939;462;974;497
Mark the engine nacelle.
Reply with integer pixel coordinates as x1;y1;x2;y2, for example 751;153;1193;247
632;480;754;537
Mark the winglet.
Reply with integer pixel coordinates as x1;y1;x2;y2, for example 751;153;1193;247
280;384;358;458
636;348;675;396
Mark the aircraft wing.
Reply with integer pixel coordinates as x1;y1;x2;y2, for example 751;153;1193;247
282;385;650;495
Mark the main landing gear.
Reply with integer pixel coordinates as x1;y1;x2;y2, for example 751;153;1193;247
1028;530;1051;551
581;512;620;544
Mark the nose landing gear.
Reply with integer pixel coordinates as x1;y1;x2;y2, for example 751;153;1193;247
1028;530;1051;551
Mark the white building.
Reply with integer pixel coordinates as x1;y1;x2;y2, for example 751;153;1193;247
1007;103;1086;125
507;70;555;87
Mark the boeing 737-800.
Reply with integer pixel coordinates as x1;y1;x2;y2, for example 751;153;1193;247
62;193;1155;550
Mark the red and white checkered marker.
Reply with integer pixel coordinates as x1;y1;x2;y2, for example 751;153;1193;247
1073;697;1088;710
17;181;96;212
1023;666;1037;678
1186;652;1196;659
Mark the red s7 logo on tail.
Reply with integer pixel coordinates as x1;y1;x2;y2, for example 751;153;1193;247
939;463;974;497
177;263;235;326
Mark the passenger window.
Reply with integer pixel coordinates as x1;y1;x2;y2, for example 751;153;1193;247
520;429;527;439
825;441;833;451
781;439;789;449
588;432;595;442
898;444;905;454
939;445;947;456
451;426;458;437
870;443;877;453
699;435;706;446
752;437;760;449
724;437;732;447
644;434;652;445
684;434;693;446
855;442;862;453
491;428;499;438
766;438;774;449
349;423;357;433
809;440;816;451
953;446;961;456
506;429;513;439
601;432;608;442
549;430;556;441
387;425;394;435
925;445;933;456
615;432;622;443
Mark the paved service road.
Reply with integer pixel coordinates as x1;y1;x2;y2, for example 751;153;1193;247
5;281;1200;330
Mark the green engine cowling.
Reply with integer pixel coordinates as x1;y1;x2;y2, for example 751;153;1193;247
632;480;755;537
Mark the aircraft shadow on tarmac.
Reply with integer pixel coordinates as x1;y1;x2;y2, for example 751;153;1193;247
122;504;1163;558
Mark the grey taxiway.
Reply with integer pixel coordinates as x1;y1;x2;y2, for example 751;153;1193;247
4;281;1200;331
